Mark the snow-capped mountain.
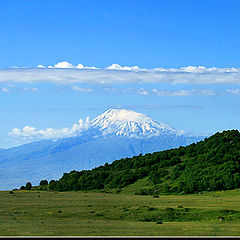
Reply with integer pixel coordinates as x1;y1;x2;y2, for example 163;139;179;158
0;109;205;190
90;108;177;138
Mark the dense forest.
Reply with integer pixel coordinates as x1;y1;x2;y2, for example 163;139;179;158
33;130;240;194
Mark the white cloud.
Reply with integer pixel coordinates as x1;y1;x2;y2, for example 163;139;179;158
177;130;185;135
179;66;206;73
37;64;46;68
76;63;97;69
0;86;39;93
199;89;215;96
103;87;117;93
45;61;97;69
227;88;240;95
106;64;140;71
23;87;38;92
8;117;90;140
171;90;193;96
152;89;215;97
51;61;74;68
1;87;9;92
76;63;84;69
71;85;93;92
2;63;240;85
138;88;149;95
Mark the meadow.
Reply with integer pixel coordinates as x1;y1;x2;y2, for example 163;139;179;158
1;187;240;236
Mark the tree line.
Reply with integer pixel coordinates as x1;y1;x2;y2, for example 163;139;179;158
21;130;240;194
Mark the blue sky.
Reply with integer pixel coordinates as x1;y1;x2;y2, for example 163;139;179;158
1;0;240;148
1;0;240;68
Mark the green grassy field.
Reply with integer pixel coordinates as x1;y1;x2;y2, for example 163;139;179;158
1;186;240;236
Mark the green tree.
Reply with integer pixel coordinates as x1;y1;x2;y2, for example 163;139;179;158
49;180;56;185
25;182;32;190
39;180;48;186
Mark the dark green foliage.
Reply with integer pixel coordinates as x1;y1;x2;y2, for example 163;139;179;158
20;186;25;190
149;168;168;184
25;182;32;190
39;180;48;186
135;189;153;196
49;180;55;185
49;130;240;194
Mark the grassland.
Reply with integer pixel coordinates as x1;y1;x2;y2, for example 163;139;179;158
1;185;240;236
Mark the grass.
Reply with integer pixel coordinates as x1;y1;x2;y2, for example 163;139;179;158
1;188;240;236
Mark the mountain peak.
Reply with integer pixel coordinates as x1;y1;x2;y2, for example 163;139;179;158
90;108;176;138
98;108;150;122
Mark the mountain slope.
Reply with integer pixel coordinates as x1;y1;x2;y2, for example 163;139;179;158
48;130;240;194
0;109;203;190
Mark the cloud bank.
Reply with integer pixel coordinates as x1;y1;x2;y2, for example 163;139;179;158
8;117;90;141
1;61;240;85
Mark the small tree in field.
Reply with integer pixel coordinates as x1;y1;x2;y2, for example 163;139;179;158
25;182;32;190
39;180;48;186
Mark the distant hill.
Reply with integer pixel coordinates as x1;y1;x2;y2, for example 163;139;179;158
0;108;203;190
48;130;240;194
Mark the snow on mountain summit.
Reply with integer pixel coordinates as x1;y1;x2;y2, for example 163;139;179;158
90;108;176;138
